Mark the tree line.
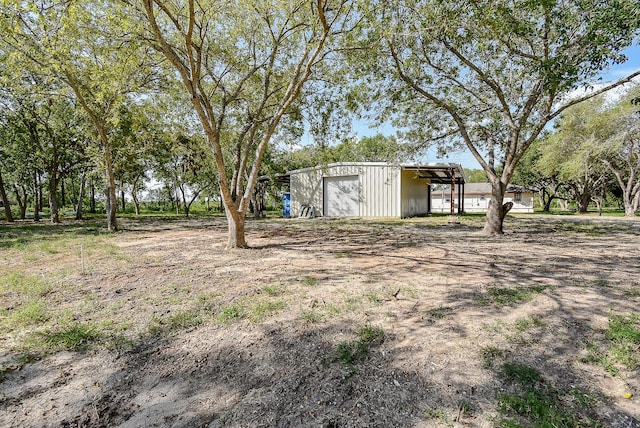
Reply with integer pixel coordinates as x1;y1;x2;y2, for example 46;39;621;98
513;86;640;216
1;0;639;247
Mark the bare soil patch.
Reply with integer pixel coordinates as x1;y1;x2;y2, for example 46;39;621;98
1;214;639;427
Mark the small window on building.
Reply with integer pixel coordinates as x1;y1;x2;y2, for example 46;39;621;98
514;192;522;202
480;195;485;200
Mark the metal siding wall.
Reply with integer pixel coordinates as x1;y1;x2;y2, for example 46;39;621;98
362;165;400;217
290;168;324;216
400;170;429;217
291;164;403;218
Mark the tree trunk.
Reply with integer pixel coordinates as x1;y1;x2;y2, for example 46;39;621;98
61;179;66;208
598;176;606;216
623;191;639;216
49;176;60;223
176;189;180;215
90;181;96;213
105;187;110;217
623;204;634;216
178;185;189;218
104;143;118;231
595;198;603;215
33;172;40;222
0;169;14;222
225;208;247;249
131;177;141;215
131;191;140;215
632;192;640;216
483;180;513;235
621;180;639;217
14;184;27;219
577;192;591;213
38;173;43;215
75;172;86;220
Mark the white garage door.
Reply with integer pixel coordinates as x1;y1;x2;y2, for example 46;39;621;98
323;176;360;217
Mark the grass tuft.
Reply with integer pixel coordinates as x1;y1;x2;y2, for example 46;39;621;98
4;301;49;328
496;362;599;427
301;277;319;287
581;313;640;375
480;285;551;307
500;362;542;386
215;303;247;323
426;306;453;323
301;309;323;324
262;284;284;296
481;346;507;369
335;325;385;367
248;300;286;323
0;272;52;298
33;323;100;352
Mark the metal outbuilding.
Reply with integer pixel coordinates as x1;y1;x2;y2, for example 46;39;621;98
282;162;466;218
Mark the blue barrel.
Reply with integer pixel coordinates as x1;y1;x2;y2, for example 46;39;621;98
282;192;291;217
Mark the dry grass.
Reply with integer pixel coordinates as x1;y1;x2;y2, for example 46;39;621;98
1;214;639;427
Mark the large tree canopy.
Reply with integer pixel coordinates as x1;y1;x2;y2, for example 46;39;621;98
1;0;157;231
521;85;640;215
130;0;358;248
602;87;640;216
354;0;640;234
536;97;611;213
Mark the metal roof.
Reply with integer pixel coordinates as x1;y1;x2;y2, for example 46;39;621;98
281;162;466;185
401;163;466;184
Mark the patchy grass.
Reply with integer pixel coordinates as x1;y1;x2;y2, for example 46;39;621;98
29;323;101;353
247;300;286;323
481;346;508;370
148;308;209;336
480;285;552;307
581;313;640;375
423;405;446;420
496;362;599;427
335;325;385;368
623;287;640;297
364;292;381;304
262;284;285;296
301;309;323;324
606;314;640;370
215;303;247;324
425;306;453;323
301;277;319;287
1;216;639;427
3;301;49;328
213;299;287;324
514;315;545;333
583;313;640;375
0;272;52;298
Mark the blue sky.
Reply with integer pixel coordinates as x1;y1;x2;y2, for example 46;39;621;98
352;44;640;170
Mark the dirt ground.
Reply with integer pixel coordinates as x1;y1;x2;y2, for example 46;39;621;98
1;214;640;427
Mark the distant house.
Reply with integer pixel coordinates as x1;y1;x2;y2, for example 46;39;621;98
283;162;466;218
431;182;536;213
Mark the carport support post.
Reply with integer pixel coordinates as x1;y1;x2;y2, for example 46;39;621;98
427;184;432;215
450;170;455;216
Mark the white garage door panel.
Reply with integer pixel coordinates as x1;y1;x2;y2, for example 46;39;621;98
324;176;359;217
